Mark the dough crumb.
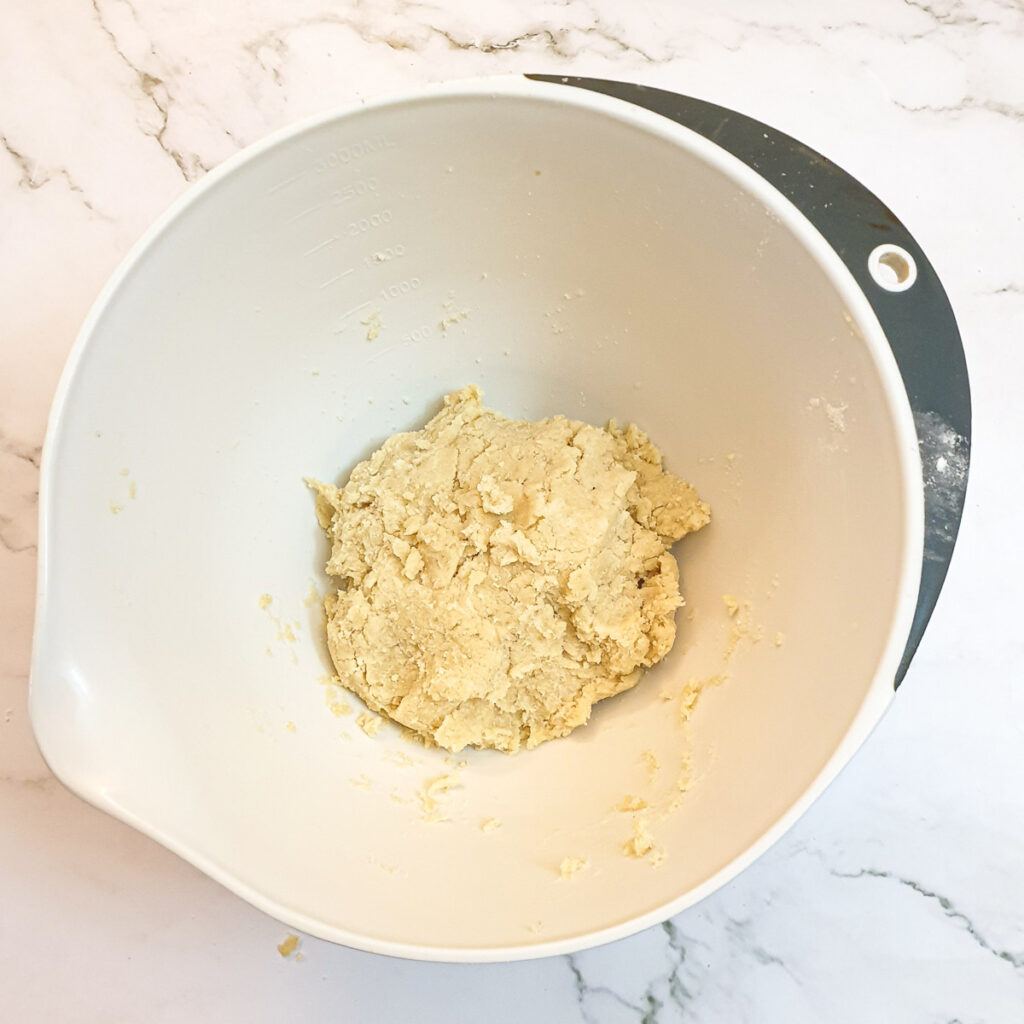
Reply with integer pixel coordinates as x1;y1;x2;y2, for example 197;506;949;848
321;676;354;717
725;599;758;660
480;817;502;833
311;386;709;753
723;594;740;617
775;631;785;647
439;307;469;332
109;502;124;515
349;774;372;789
361;310;381;341
677;750;696;793
669;750;698;811
257;594;300;661
623;815;663;864
260;600;298;640
357;711;385;737
559;856;588;880
809;396;849;435
826;401;848;432
285;720;296;733
680;674;726;725
440;294;469;331
277;934;299;958
641;750;660;779
418;772;461;822
616;795;648;813
303;582;320;607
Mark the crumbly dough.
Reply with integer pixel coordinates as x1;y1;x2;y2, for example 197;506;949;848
312;386;710;753
356;711;384;737
559;856;588;879
623;815;662;863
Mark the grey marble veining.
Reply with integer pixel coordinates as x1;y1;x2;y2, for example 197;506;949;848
2;0;1023;1019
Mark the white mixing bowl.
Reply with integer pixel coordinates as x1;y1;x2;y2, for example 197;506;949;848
31;77;960;961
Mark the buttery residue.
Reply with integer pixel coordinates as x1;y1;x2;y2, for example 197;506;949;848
616;795;648;813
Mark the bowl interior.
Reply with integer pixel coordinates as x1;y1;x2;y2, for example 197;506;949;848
32;86;916;957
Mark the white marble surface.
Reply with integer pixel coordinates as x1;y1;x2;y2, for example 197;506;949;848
2;0;1023;1018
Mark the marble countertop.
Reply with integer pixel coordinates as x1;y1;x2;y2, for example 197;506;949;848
2;0;1022;1019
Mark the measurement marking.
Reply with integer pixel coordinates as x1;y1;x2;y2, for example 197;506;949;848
286;201;328;224
267;171;306;195
339;299;373;319
304;236;340;257
318;268;356;289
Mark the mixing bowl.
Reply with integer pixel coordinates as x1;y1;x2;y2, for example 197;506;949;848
30;77;970;961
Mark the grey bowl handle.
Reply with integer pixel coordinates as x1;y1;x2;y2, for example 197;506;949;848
528;75;972;687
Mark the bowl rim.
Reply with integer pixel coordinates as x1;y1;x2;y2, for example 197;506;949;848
29;74;925;962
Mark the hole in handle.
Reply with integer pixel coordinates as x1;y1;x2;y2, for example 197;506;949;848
868;244;917;292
